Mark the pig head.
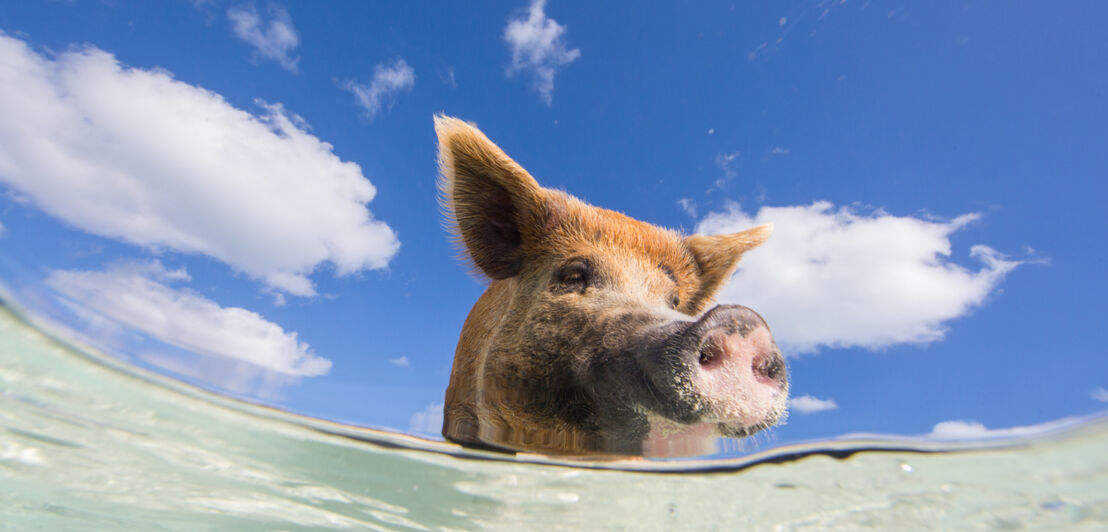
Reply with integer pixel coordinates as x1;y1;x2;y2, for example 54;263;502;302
436;116;788;456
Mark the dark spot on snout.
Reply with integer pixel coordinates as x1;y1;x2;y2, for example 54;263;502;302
696;305;762;338
697;333;726;367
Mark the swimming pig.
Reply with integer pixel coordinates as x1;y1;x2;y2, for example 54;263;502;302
436;116;787;456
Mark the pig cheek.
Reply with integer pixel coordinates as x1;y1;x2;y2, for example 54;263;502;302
694;328;787;427
519;302;601;377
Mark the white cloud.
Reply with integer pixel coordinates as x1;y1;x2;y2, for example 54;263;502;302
442;65;457;89
789;395;839;414
227;4;299;71
46;261;330;377
343;58;415;120
409;403;444;436
697;202;1022;354
714;151;740;187
1092;387;1108;402
716;152;739;176
504;0;580;104
390;356;410;368
0;34;400;296
677;198;697;218
927;417;1082;440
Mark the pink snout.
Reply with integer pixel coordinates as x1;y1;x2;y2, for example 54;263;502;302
688;305;787;426
694;305;785;384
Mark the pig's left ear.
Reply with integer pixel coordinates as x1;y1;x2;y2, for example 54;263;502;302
435;115;552;280
684;224;772;309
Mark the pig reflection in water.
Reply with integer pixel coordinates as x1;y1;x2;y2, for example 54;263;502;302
436;116;788;457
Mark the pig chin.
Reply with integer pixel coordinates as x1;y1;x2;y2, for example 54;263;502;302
628;304;789;438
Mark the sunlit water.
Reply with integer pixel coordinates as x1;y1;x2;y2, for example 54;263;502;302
1;304;1105;531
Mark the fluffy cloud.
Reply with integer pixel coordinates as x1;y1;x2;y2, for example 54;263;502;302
0;34;399;296
789;395;839;414
409;403;444;436
1093;387;1108;402
504;0;580;104
46;261;330;377
697;202;1021;354
227;4;300;71
927;417;1082;440
343;59;415;120
389;356;410;368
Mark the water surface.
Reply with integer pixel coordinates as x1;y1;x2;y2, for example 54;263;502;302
1;305;1105;530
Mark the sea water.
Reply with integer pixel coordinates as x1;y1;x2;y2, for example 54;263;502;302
0;304;1105;531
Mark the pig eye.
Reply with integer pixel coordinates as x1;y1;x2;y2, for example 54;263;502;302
554;259;590;293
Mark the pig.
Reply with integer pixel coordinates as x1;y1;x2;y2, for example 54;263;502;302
435;116;787;457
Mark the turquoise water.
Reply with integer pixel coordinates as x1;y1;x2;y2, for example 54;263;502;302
1;304;1106;531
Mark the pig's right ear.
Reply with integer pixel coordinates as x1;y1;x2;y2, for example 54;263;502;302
435;115;548;280
684;224;773;310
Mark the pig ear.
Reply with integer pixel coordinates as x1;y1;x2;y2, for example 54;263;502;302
435;115;548;280
684;224;772;308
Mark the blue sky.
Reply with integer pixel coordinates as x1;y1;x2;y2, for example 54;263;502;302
0;0;1105;449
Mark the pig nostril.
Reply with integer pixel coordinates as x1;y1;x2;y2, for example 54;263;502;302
753;353;784;381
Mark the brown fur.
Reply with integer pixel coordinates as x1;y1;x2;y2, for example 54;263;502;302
435;116;777;456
